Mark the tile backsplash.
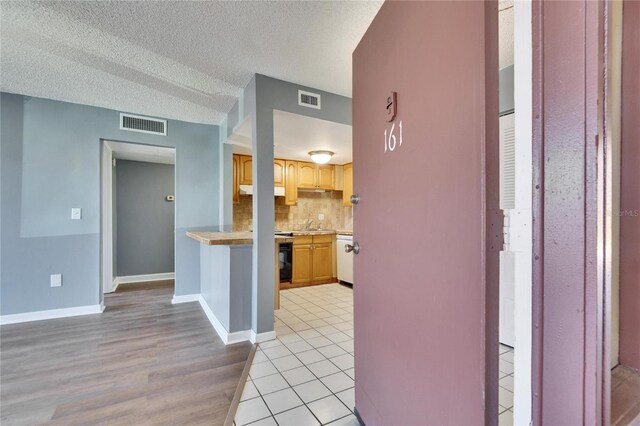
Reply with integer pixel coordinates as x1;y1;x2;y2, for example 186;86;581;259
233;191;353;231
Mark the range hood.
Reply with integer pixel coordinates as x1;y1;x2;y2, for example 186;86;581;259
239;185;285;197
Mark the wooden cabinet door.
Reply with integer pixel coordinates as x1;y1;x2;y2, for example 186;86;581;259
317;165;335;190
232;155;240;204
274;159;285;187
239;155;252;185
311;243;333;281
298;162;316;188
292;244;313;284
285;160;298;206
343;163;353;206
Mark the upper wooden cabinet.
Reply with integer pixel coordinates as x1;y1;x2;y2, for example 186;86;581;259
236;155;286;187
239;155;253;186
274;159;285;187
231;155;339;204
343;163;353;206
317;165;334;190
232;155;240;204
297;162;335;190
285;161;298;206
298;162;317;188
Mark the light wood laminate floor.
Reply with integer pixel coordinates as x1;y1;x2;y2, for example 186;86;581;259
1;281;252;425
612;365;640;426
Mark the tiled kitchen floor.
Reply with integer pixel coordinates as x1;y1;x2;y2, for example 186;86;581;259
499;344;515;425
234;283;516;426
235;284;356;426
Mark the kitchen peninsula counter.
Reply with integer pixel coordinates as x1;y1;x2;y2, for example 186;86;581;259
187;231;294;245
186;231;289;344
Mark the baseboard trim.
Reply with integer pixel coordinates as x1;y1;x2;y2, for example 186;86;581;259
227;329;253;345
174;293;275;346
171;294;199;304
250;330;277;344
114;273;175;288
198;296;231;344
197;296;255;345
0;304;104;325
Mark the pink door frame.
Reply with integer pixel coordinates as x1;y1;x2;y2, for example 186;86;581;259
531;0;610;424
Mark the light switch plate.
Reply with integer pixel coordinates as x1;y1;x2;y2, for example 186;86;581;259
50;274;62;287
318;213;325;221
71;208;82;220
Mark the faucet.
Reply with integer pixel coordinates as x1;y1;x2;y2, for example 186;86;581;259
304;218;314;230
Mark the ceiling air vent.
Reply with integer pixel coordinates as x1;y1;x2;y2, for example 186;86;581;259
120;113;167;136
298;90;321;110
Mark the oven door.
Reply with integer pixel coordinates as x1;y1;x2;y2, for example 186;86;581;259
279;243;292;282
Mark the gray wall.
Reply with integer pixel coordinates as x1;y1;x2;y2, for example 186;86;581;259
234;74;352;334
116;160;175;277
0;92;221;315
500;65;514;115
200;244;252;333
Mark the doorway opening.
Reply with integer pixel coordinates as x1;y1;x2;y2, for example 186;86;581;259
101;140;176;298
228;111;358;425
609;1;640;424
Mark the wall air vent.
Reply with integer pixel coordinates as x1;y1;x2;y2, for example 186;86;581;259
120;113;167;136
298;90;321;110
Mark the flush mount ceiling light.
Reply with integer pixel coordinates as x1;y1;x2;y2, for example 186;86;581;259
309;150;334;164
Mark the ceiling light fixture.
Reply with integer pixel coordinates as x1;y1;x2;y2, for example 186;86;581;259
309;150;334;164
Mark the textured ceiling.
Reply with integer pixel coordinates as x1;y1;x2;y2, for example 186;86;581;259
0;0;383;125
229;110;353;164
1;1;514;126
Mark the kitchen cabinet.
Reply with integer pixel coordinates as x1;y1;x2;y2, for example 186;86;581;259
239;155;253;185
274;159;285;187
298;162;317;188
292;234;334;285
235;155;286;187
292;244;313;284
297;162;335;190
343;163;353;206
285;160;298;206
311;242;333;281
232;155;240;204
317;165;334;190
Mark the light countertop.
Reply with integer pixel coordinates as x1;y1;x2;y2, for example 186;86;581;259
187;231;294;245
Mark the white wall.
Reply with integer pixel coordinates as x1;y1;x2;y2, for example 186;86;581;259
513;1;533;425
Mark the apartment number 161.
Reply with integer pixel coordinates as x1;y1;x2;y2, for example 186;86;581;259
384;120;403;153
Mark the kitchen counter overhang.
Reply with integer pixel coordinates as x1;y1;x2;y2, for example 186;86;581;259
187;231;294;245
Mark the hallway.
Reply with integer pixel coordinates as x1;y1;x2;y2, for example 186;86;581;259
0;281;252;425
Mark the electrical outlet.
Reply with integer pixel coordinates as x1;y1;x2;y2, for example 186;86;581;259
50;274;62;287
71;208;82;220
318;213;325;221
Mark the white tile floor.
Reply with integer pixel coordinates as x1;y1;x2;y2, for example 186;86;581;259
235;284;357;426
234;282;516;426
499;344;515;425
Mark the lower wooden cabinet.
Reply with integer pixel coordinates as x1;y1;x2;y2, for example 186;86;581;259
311;243;333;281
292;235;334;285
292;244;313;284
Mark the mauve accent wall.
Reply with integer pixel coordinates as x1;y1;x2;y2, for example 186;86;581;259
619;0;640;371
352;1;499;424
